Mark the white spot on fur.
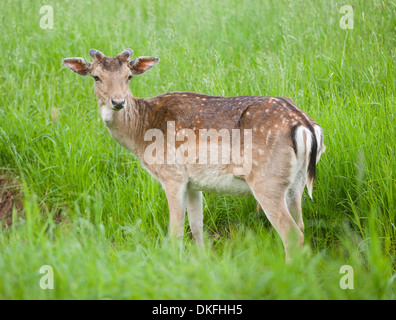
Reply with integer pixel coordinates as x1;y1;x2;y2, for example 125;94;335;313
266;130;271;145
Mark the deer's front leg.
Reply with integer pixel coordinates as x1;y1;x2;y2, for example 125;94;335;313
163;182;187;242
187;188;204;247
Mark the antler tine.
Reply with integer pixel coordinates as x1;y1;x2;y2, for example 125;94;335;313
118;48;134;61
89;49;105;61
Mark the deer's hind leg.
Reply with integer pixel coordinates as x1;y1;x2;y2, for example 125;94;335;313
247;178;304;261
285;174;306;233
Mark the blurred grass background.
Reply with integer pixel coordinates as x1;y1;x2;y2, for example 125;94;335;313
0;0;395;299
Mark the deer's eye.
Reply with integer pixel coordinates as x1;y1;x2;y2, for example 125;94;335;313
127;75;133;81
93;76;101;81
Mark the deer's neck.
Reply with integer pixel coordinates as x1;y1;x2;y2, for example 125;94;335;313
100;92;150;157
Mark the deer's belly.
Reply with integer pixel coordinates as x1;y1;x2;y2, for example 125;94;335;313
189;173;252;197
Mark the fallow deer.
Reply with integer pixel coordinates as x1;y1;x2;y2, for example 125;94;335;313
63;49;325;260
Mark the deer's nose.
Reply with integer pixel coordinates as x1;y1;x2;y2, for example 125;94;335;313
111;99;125;110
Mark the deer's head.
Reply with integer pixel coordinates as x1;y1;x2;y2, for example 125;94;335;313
63;49;159;111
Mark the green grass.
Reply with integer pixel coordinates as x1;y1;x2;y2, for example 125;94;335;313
0;0;395;299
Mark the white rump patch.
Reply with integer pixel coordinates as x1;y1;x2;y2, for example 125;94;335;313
290;126;313;198
313;125;324;162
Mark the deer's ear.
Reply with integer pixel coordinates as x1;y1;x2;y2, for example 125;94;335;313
63;58;92;76
128;56;159;75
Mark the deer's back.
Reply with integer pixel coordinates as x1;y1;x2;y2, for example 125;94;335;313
144;92;316;135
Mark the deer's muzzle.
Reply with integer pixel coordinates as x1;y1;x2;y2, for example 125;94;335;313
111;99;125;110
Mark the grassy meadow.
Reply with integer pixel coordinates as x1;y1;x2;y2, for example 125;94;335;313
0;0;395;299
